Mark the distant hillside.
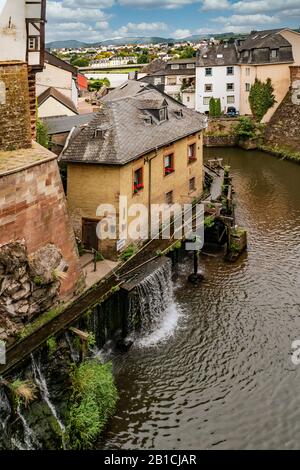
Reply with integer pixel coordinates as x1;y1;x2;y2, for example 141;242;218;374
46;40;89;49
46;32;243;49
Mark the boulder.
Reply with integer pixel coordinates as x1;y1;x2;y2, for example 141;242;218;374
29;244;62;285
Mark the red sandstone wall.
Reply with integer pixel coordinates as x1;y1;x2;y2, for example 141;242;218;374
0;158;83;297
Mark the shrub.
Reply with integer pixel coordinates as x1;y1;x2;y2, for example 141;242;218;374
9;379;37;407
234;117;257;140
209;97;221;117
36;118;49;149
120;244;137;261
66;361;118;449
249;78;276;122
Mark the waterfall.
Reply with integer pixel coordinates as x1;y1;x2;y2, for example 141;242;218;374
31;354;66;446
128;258;182;347
16;405;40;450
65;331;80;363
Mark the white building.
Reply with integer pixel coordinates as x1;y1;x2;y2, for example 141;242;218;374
195;44;240;114
36;51;79;112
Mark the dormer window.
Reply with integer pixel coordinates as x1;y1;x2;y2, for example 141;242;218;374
271;49;278;59
159;107;168;122
93;127;105;139
174;109;183;118
171;64;179;70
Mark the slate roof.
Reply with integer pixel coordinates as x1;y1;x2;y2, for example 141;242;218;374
42;113;95;135
61;80;207;166
37;87;78;115
237;29;295;64
150;68;196;76
197;43;238;67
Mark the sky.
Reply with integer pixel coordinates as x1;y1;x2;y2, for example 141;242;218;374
46;0;300;42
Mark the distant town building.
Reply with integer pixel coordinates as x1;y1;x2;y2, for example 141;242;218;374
142;58;196;103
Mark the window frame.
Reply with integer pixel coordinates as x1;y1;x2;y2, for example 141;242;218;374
205;67;212;77
189;177;196;192
227;95;235;104
133;167;144;195
245;82;250;92
188;142;197;164
227;66;234;76
164;153;175;177
204;83;213;92
165;190;174;205
226;83;234;92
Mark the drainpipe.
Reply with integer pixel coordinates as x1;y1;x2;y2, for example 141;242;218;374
145;148;158;240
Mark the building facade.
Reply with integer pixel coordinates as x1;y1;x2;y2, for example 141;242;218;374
238;29;300;121
61;80;206;259
196;44;240;114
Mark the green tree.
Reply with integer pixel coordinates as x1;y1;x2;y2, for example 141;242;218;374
88;77;110;92
249;78;276;122
71;57;90;67
180;46;196;59
137;54;149;64
209;97;221;117
234;116;257;140
36;118;49;149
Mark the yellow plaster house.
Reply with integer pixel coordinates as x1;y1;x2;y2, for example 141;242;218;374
239;28;300;122
60;80;207;258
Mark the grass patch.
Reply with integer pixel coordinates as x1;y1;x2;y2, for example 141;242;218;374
259;145;300;164
66;360;118;449
18;305;65;340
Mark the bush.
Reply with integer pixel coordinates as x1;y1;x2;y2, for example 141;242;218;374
36;118;49;149
209;97;221;117
66;361;118;449
120;244;137;261
88;78;110;92
234;117;257;140
249;78;276;122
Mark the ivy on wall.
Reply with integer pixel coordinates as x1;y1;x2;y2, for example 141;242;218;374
249;78;276;122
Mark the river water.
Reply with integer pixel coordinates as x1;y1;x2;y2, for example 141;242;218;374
99;147;300;450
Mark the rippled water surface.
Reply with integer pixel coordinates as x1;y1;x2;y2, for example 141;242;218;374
99;148;300;450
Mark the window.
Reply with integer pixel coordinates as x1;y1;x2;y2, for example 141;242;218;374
159;107;168;122
227;66;234;75
167;77;177;86
226;83;234;91
28;36;39;51
187;63;195;69
165;191;173;205
245;83;250;92
246;67;250;76
154;77;162;85
271;49;278;58
186;96;190;102
133;168;143;194
205;83;213;92
171;64;179;70
188;143;197;163
205;67;212;76
189;177;196;192
203;97;210;105
243;50;249;58
227;96;235;104
164;153;175;176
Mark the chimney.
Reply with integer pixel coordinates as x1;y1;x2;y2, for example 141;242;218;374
0;62;32;151
128;70;138;80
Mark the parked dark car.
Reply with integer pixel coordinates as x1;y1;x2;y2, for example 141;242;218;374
226;107;239;117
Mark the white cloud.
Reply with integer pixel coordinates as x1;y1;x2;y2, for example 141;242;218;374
215;14;280;25
63;0;114;7
172;28;191;38
115;22;168;35
118;0;196;9
232;0;300;14
201;0;230;10
47;2;110;21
